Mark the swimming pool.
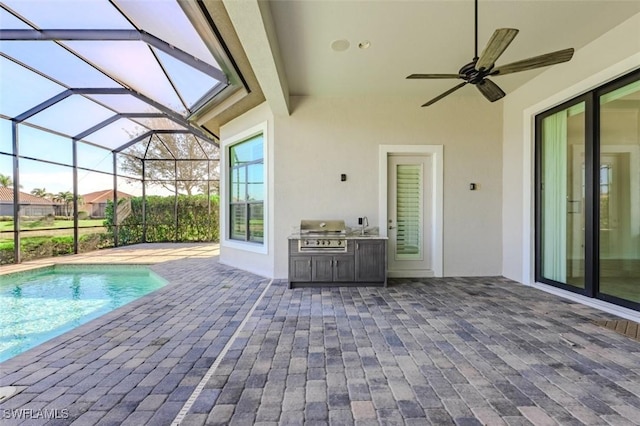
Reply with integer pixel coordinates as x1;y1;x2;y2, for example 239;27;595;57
0;265;168;363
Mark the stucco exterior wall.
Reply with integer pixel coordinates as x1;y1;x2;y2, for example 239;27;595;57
219;102;276;278
221;94;504;279
272;95;503;279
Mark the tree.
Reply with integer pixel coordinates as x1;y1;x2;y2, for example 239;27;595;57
118;130;219;196
52;191;82;218
30;188;51;199
53;191;73;217
0;173;13;188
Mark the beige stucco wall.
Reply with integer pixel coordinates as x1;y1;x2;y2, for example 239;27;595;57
224;94;501;278
274;96;503;278
501;12;640;284
219;102;275;278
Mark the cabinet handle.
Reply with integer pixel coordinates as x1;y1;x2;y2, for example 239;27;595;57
356;242;359;250
335;260;338;266
308;260;311;267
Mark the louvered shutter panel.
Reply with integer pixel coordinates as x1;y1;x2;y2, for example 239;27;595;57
395;164;422;259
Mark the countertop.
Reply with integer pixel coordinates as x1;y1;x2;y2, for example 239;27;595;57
288;232;388;240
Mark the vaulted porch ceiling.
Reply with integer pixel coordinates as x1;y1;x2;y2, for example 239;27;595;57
226;0;640;114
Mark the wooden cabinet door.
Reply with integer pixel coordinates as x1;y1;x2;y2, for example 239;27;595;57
355;240;386;282
312;257;333;282
333;255;355;282
289;256;312;282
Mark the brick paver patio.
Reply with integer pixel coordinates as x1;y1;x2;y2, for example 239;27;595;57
1;244;639;425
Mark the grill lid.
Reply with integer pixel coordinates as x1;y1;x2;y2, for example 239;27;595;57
300;220;346;234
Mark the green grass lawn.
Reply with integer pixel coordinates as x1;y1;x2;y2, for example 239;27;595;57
0;219;105;231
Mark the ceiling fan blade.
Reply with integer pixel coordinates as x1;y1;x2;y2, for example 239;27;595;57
475;28;519;71
492;48;574;76
421;82;468;107
407;74;461;79
476;78;505;102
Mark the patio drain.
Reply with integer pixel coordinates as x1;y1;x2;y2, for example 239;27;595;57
594;319;640;341
0;386;19;402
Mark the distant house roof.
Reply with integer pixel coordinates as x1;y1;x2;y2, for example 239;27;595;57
0;187;56;204
82;190;133;204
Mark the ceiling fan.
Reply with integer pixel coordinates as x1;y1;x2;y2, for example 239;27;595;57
407;0;574;107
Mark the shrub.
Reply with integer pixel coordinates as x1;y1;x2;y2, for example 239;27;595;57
104;195;219;245
0;236;75;265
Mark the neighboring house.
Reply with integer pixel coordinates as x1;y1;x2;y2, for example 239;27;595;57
80;190;133;218
0;187;59;217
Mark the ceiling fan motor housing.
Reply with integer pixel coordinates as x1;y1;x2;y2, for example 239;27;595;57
459;60;492;84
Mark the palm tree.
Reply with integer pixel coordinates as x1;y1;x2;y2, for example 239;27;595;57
53;191;74;218
53;191;84;218
0;173;13;188
30;188;50;199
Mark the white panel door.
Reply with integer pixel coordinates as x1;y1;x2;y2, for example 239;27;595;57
387;154;432;275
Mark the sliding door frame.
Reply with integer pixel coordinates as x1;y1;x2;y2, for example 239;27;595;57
593;70;640;311
535;68;640;312
534;94;593;297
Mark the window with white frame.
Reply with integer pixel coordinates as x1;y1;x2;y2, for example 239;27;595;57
228;134;264;243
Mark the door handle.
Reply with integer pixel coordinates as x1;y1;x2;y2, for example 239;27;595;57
388;226;396;229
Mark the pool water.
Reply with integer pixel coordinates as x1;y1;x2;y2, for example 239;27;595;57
0;265;167;363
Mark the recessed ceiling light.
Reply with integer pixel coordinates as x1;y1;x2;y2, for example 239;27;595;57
331;39;350;52
358;41;371;49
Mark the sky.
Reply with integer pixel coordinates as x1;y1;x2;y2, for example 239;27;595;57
0;0;223;198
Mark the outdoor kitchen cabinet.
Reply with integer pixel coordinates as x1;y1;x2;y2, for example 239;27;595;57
312;255;355;282
288;238;386;288
354;239;386;283
289;256;313;282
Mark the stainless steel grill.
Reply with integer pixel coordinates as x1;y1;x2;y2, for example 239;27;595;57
298;220;347;252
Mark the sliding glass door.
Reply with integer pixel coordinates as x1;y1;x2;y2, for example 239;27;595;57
598;79;640;305
539;102;586;290
536;70;639;311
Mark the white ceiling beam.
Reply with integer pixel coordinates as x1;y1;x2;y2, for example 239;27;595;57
222;0;290;116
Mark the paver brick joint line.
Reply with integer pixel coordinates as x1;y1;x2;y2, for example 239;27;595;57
171;278;275;425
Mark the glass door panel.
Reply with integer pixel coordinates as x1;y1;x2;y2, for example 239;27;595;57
540;102;586;288
599;80;640;303
395;164;422;259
